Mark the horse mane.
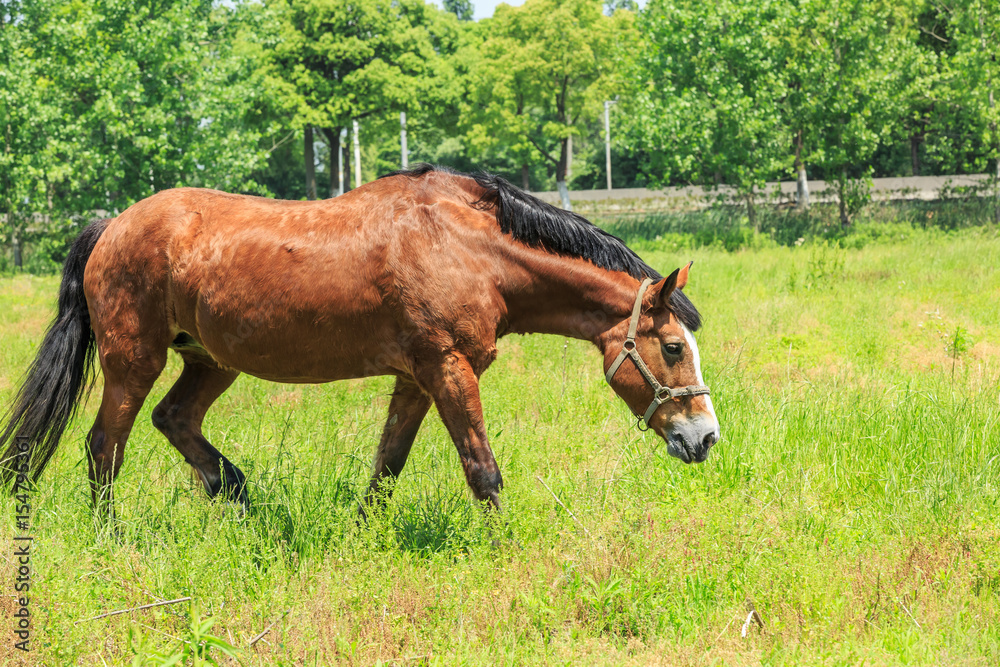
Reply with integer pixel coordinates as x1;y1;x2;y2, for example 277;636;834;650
380;164;701;331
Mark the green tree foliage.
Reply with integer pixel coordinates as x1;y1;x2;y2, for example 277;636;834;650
1;0;274;266
934;0;999;220
605;0;637;13
444;0;473;21
785;0;923;225
2;0;999;256
0;1;59;260
624;0;926;225
624;0;793;227
461;0;633;204
266;0;462;196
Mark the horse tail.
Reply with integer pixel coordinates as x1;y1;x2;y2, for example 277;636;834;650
0;218;110;487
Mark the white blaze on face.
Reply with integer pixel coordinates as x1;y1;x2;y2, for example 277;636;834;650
681;322;719;435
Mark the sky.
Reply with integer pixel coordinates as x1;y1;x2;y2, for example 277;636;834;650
424;1;528;21
443;1;645;21
470;0;524;20
424;1;526;21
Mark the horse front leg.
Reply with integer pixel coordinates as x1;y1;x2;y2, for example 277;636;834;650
359;376;432;520
419;352;503;511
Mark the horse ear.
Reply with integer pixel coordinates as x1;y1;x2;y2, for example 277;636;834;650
676;261;692;291
647;268;679;310
647;262;692;310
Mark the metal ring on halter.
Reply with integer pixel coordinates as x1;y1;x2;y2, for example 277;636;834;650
605;278;711;430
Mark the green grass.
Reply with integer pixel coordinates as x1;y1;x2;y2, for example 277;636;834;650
2;226;1000;665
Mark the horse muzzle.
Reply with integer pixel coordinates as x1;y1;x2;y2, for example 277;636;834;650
662;414;719;464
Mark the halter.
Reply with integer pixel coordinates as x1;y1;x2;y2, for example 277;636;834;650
605;278;711;430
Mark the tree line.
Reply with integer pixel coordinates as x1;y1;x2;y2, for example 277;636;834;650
1;0;997;252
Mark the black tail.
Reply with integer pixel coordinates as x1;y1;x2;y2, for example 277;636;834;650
0;218;110;486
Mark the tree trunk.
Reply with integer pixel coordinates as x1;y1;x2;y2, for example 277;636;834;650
400;111;408;169
910;134;921;176
995;154;1000;225
353;119;362;188
343;133;351;194
977;6;998;224
838;174;850;227
556;137;572;211
794;131;809;212
521;164;530;191
324;128;341;197
304;125;316;200
992;100;999;225
746;193;757;231
796;166;809;212
12;231;21;270
565;134;573;182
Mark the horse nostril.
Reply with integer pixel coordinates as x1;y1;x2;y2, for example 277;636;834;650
702;430;718;450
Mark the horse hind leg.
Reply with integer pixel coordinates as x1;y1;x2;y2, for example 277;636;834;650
151;356;247;507
359;376;433;520
88;339;167;517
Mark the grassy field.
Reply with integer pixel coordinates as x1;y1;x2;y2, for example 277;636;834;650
1;224;999;665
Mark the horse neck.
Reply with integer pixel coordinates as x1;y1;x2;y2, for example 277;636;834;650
498;250;640;348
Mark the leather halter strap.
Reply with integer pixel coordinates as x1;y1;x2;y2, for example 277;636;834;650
605;278;711;429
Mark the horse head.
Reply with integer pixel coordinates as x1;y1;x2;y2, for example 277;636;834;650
604;262;720;463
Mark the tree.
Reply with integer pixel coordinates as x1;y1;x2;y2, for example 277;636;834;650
0;1;59;267
444;0;473;21
605;0;637;14
462;0;631;208
1;0;272;266
933;0;1000;222
624;0;793;227
784;0;923;225
267;0;461;197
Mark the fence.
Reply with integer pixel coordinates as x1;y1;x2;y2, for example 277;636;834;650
529;174;995;215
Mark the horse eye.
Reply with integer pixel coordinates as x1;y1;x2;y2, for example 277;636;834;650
662;343;683;357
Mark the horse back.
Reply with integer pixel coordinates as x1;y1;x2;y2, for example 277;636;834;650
84;184;506;382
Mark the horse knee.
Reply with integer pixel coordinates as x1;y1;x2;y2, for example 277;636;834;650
87;428;108;467
87;427;103;454
86;428;123;482
151;401;182;435
150;405;169;433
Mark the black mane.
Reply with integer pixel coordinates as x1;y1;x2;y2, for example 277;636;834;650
381;164;701;330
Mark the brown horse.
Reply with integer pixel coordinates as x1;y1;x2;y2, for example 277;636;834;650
0;165;719;516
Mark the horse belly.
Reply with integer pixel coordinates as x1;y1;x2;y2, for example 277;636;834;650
174;235;405;382
193;310;403;382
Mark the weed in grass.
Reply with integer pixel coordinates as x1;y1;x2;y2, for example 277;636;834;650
947;326;972;381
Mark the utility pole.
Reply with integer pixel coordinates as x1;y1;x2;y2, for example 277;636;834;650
604;100;617;193
353;119;362;188
400;111;408;169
